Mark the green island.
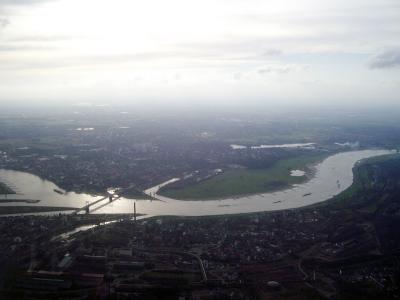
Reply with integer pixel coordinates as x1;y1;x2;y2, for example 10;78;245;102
159;154;327;200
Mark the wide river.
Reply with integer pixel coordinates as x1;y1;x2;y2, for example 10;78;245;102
0;149;393;217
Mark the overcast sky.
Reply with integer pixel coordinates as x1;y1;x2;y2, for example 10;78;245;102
0;0;399;106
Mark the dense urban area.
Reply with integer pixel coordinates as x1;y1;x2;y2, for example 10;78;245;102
0;153;399;299
0;108;399;299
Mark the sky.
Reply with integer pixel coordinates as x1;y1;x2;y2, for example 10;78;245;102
0;0;399;107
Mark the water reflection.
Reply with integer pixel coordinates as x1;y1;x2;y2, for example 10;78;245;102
0;149;394;217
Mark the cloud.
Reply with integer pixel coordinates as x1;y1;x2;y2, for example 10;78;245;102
369;49;400;69
1;0;400;103
0;47;286;71
7;34;74;42
0;0;54;14
0;44;54;52
0;51;206;71
258;66;291;74
0;18;9;27
261;48;282;56
0;34;70;54
0;0;53;6
257;64;308;75
0;0;56;28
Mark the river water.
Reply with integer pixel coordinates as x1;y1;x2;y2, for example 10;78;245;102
230;143;315;150
0;149;393;217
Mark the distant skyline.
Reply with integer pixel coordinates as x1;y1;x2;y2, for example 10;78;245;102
0;0;399;106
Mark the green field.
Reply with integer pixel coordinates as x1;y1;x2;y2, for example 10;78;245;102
0;182;15;195
160;154;327;200
120;186;153;200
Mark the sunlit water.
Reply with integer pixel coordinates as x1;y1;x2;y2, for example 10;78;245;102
290;170;306;177
230;143;315;150
0;149;393;217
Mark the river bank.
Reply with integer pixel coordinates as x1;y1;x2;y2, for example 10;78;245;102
0;149;394;217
